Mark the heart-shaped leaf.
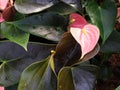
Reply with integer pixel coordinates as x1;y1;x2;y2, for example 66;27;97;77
1;22;29;50
14;0;56;14
13;12;66;41
58;65;98;90
18;57;57;90
0;41;56;86
0;0;9;10
70;24;100;59
86;0;117;43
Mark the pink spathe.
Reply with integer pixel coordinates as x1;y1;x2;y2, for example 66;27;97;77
0;87;4;90
69;13;100;59
0;0;9;10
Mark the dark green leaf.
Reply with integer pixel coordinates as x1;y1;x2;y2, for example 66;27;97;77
100;30;120;53
18;57;57;90
48;1;80;15
13;12;67;41
54;32;81;73
14;0;57;14
58;65;97;90
1;22;29;50
58;67;75;90
86;0;117;43
5;84;18;90
0;41;56;86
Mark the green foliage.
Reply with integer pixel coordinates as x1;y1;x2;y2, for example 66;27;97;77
101;30;120;53
18;57;57;90
0;41;55;87
1;22;29;50
0;0;119;90
58;65;98;90
86;0;117;43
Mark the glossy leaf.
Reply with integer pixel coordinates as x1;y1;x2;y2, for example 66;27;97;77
86;0;117;43
1;22;29;50
0;0;9;10
54;32;81;73
13;12;66;41
0;41;56;86
70;24;100;59
14;0;56;14
48;1;78;15
18;57;57;90
61;0;82;11
58;65;97;90
100;30;120;53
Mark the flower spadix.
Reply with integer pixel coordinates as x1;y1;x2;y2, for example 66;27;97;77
69;13;100;59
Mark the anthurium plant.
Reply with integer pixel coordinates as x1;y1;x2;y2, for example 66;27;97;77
0;0;119;90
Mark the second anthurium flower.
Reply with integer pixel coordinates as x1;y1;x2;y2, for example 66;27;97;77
69;13;100;59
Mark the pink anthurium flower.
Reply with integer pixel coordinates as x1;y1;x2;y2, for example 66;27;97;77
69;13;100;59
0;86;4;90
0;0;15;23
0;0;9;10
117;7;120;23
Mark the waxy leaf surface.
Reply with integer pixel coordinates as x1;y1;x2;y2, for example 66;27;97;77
86;0;117;43
18;57;57;90
1;22;29;50
58;65;97;90
13;12;66;42
0;41;55;86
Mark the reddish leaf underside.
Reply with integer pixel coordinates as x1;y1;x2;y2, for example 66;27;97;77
0;13;4;22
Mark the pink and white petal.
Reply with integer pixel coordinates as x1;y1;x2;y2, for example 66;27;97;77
81;24;100;58
70;27;82;43
0;86;4;90
0;0;9;10
70;24;100;59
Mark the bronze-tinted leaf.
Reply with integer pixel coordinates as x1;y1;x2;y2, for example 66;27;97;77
54;32;81;73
